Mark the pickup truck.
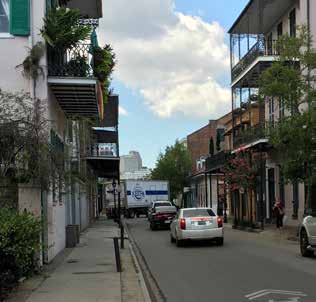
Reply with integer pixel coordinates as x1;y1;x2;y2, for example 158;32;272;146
148;201;177;230
299;212;316;257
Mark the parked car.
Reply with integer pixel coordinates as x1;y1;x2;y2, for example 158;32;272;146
299;213;316;257
170;208;224;247
148;201;177;230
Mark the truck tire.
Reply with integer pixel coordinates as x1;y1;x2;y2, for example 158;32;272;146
300;229;313;257
129;210;135;219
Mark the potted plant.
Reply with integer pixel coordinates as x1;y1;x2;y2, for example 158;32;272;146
66;55;90;77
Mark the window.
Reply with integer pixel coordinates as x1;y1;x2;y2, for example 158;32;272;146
268;97;275;126
183;208;216;218
277;22;283;37
154;202;171;208
289;9;296;37
266;32;273;55
278;99;285;119
0;0;9;33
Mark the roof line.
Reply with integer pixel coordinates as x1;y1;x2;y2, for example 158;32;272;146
228;0;254;34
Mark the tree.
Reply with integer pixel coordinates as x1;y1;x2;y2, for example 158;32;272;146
209;137;214;156
216;130;221;152
0;90;65;192
151;141;191;201
259;26;316;209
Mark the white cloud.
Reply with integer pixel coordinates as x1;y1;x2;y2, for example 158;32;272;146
119;106;128;116
99;0;231;118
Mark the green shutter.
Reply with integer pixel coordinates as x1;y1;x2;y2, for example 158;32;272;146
10;0;30;36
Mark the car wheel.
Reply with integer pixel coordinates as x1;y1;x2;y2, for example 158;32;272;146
300;229;313;257
176;236;183;247
170;233;176;243
150;223;156;231
216;237;224;246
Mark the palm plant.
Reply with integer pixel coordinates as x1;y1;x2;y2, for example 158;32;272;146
41;7;91;49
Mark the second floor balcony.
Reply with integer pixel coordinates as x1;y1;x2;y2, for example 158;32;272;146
231;37;279;84
206;151;232;173
47;43;102;118
233;124;267;150
85;129;120;179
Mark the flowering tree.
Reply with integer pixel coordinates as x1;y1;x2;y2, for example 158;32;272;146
223;149;257;191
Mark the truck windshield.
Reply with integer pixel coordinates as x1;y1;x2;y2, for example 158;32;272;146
183;209;215;217
155;202;171;207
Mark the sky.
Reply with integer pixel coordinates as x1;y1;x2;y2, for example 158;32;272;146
98;0;249;169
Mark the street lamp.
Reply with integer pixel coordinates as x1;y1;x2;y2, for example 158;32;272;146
112;179;117;222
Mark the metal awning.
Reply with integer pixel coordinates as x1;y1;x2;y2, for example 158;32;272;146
232;138;269;154
92;129;118;143
48;78;100;118
228;0;296;34
86;157;120;179
67;0;102;18
99;95;119;127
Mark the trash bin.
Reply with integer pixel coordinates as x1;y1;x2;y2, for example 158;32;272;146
66;224;79;248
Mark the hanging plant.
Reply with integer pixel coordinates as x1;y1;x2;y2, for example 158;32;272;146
41;7;91;49
93;45;116;103
16;42;45;80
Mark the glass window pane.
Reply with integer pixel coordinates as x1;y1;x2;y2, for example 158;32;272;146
0;0;9;33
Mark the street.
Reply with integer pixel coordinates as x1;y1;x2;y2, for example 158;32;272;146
126;218;316;302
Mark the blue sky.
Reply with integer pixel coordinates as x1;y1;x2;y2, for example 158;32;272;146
100;0;249;169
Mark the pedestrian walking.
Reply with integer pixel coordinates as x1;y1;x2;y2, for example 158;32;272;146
273;198;285;229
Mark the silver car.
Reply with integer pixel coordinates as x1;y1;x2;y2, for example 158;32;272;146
170;208;224;247
299;213;316;257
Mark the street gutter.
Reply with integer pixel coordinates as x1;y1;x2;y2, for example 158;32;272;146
123;220;167;302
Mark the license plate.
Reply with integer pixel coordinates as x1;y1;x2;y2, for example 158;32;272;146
164;220;171;224
198;221;206;225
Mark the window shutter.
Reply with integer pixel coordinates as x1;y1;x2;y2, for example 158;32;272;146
10;0;30;36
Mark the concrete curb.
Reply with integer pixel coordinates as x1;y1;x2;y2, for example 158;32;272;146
128;243;151;302
123;220;167;302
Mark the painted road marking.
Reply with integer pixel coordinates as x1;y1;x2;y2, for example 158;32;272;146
245;289;307;301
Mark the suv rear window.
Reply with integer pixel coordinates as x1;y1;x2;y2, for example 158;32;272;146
154;202;171;207
183;209;215;218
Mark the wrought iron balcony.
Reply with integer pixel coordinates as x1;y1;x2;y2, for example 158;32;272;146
233;124;266;149
85;143;120;179
47;44;94;78
87;143;118;158
206;151;232;173
231;38;279;83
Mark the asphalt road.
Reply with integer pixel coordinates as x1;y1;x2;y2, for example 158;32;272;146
126;218;316;302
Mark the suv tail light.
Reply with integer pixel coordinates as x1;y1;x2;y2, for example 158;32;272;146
180;218;186;230
217;217;223;228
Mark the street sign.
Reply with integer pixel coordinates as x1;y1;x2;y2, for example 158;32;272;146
245;289;307;302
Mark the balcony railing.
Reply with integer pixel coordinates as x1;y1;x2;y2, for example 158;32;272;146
206;151;232;172
48;44;94;78
233;124;266;148
231;38;279;82
87;143;118;158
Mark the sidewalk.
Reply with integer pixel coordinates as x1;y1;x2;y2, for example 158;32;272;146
7;217;147;302
226;222;299;243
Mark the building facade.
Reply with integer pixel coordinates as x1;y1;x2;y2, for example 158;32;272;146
0;0;119;263
228;0;316;227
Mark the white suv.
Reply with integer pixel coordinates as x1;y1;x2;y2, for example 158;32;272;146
299;212;316;257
